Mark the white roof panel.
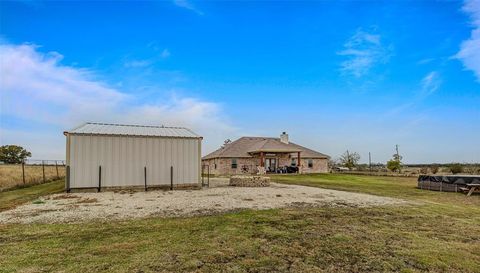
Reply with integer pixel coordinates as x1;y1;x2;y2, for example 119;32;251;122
65;122;201;138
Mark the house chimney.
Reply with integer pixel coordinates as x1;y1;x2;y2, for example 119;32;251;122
280;132;289;144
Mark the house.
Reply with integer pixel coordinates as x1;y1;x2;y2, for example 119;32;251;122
202;132;330;175
64;122;202;191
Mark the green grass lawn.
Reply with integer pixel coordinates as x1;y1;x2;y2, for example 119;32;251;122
0;179;64;212
0;174;479;273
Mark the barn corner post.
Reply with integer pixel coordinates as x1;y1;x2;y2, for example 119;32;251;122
198;137;202;187
66;166;70;193
64;131;71;193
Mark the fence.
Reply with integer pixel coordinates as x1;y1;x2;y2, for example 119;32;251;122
0;160;66;191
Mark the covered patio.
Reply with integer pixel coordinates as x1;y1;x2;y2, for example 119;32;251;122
247;138;303;173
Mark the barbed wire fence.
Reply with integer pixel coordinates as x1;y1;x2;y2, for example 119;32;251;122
0;159;66;191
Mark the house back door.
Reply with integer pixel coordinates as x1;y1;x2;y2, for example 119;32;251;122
265;158;277;172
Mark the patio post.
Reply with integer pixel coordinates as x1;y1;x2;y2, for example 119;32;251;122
297;151;301;173
260;152;265;167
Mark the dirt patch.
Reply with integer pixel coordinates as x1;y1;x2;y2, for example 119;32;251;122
76;197;98;204
51;194;80;200
0;183;409;224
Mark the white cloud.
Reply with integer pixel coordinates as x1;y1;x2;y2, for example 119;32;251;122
420;71;441;96
123;48;170;68
161;49;171;58
417;58;434;65
338;29;392;78
172;0;204;15
383;71;440;119
124;59;152;68
0;43;236;158
455;0;480;82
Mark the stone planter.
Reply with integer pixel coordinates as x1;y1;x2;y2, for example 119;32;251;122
229;175;270;187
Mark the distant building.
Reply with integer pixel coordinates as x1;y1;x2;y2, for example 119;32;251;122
202;132;330;175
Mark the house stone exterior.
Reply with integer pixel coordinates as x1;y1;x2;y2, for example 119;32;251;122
202;133;329;176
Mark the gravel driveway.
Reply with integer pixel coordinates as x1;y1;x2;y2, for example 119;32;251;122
0;182;407;224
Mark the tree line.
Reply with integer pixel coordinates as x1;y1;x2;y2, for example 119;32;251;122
331;146;469;174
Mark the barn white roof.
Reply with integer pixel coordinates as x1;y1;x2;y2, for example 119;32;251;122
65;122;201;138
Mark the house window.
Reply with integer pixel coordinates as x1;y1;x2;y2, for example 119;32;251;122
291;158;297;166
308;159;313;168
231;158;238;169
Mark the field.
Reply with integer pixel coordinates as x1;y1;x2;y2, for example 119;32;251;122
0;174;479;272
0;164;66;191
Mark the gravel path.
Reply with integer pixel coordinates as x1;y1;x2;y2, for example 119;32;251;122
0;183;408;224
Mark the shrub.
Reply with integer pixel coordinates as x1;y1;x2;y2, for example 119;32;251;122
430;165;439;174
419;167;429;174
449;163;463;174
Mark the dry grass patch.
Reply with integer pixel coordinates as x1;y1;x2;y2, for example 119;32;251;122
0;164;65;191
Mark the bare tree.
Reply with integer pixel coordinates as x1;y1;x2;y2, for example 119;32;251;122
339;150;360;169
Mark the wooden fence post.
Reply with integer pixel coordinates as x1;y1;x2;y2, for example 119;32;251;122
42;161;46;184
55;160;59;177
22;162;26;184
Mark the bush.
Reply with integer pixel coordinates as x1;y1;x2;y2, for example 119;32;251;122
449;163;463;174
419;167;429;174
430;165;439;174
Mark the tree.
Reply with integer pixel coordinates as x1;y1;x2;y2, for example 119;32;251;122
339;150;360;169
0;145;32;164
449;163;463;174
386;145;403;172
430;165;439;174
386;159;402;172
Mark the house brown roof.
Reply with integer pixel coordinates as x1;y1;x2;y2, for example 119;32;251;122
202;137;329;160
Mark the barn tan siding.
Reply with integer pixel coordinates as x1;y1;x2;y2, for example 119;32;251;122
68;135;200;189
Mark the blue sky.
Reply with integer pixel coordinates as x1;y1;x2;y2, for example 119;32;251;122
0;0;479;163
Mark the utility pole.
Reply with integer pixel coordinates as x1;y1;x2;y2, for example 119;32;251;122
395;144;401;173
369;152;372;172
346;150;350;169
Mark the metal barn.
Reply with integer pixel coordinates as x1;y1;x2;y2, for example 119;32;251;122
64;123;202;191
